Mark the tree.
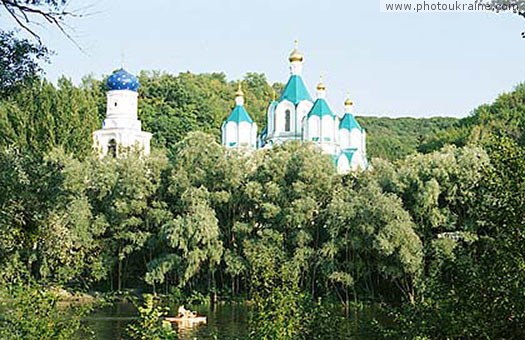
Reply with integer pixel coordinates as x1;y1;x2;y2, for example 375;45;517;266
145;133;226;292
325;178;423;306
0;30;49;96
87;149;169;291
0;78;101;156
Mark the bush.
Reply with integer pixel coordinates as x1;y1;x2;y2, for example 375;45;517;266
0;283;91;340
126;294;177;340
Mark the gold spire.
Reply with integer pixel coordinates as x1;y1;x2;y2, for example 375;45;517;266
289;39;304;63
344;93;353;107
316;74;326;91
235;81;244;97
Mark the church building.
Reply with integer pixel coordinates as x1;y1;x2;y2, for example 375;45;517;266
221;43;368;174
93;68;151;157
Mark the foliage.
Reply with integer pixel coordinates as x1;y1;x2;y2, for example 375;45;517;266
420;83;525;152
0;283;91;340
126;294;177;340
325;177;423;304
0;30;49;96
0;77;101;157
359;116;458;161
3;65;525;338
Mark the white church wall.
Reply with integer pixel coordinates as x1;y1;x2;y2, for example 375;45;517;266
106;90;138;118
351;150;366;171
307;116;320;141
251;123;258;148
321;116;335;142
238;121;252;146
267;104;275;137
296;101;313;134
225;122;238;146
275;100;295;135
337;154;350;174
362;130;367;156
350;129;362;150
339;129;351;149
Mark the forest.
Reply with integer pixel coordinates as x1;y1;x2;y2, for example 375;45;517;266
1;64;525;338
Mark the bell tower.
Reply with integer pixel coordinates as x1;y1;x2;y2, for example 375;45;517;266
93;67;151;157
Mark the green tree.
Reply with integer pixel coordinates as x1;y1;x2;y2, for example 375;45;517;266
0;31;48;96
87;149;169;291
325;178;423;306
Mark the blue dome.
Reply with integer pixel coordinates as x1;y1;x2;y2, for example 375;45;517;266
107;68;140;91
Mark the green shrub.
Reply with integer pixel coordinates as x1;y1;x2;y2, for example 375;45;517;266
126;294;177;340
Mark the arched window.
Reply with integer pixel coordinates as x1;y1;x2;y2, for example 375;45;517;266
108;139;117;158
285;109;291;132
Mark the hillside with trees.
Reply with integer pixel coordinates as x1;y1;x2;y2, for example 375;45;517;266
0;70;457;161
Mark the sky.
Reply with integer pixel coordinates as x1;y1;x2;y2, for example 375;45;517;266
2;0;525;118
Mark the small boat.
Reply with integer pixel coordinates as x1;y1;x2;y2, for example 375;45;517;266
165;316;207;324
165;315;207;330
165;306;206;328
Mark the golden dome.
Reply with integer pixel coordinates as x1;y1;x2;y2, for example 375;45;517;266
235;82;244;97
289;40;304;62
344;98;353;106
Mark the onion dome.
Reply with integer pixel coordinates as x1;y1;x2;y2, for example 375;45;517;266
340;97;362;131
107;68;140;92
289;40;304;62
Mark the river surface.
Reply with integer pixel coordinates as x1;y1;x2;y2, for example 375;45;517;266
83;302;250;339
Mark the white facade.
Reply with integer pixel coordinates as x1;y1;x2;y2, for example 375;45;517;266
93;68;151;157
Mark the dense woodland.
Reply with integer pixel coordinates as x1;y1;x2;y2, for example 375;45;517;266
1;69;525;338
2;26;525;337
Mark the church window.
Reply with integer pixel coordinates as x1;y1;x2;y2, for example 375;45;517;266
108;139;117;158
114;102;118;107
285;109;291;132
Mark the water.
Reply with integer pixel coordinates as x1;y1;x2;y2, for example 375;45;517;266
83;302;249;340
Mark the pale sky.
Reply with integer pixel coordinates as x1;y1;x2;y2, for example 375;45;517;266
2;0;525;118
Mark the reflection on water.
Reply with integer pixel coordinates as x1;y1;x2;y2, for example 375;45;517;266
83;302;249;340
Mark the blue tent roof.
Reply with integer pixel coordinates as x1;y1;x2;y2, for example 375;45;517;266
307;98;336;118
225;105;254;124
280;75;312;105
339;113;362;131
107;68;140;91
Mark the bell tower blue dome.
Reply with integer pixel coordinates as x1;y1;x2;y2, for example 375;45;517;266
107;68;140;92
